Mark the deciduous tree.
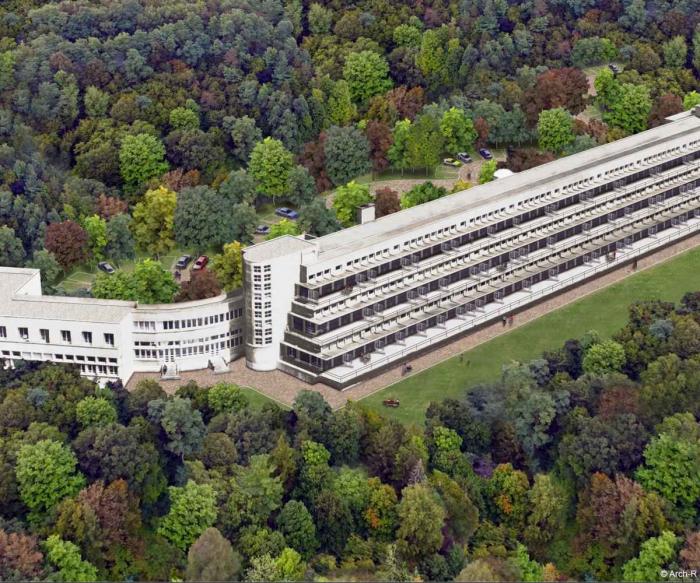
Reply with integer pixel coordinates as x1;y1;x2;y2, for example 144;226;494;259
132;186;177;256
323;125;371;187
331;181;372;227
248;138;294;202
16;439;85;521
174;269;221;302
537;108;575;153
119;133;169;194
343;51;392;105
158;480;217;551
211;241;244;291
45;221;88;270
396;483;445;562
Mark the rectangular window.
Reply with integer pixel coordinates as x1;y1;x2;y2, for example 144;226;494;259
0;326;6;338
82;331;92;344
40;329;50;343
104;333;114;346
19;327;28;340
61;330;71;343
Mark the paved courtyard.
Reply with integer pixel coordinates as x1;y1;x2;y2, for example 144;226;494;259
126;233;700;409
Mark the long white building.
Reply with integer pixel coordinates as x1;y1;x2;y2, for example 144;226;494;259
244;108;700;388
1;108;700;388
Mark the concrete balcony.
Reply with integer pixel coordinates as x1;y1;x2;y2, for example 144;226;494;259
300;159;699;298
289;193;700;355
299;161;700;314
318;215;700;387
294;179;700;326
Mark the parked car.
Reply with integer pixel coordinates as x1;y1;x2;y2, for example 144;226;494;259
479;148;493;160
442;157;461;167
275;207;299;220
255;225;270;235
175;255;192;269
192;255;209;270
97;261;116;274
609;63;622;74
457;152;473;164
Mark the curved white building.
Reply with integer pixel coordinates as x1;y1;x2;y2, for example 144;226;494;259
0;269;244;383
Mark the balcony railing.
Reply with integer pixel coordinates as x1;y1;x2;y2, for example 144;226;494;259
319;217;700;384
291;186;700;337
305;196;700;354
299;160;700;310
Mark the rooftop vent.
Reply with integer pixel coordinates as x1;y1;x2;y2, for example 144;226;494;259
357;203;376;224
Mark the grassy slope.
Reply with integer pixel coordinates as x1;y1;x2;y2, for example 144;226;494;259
360;245;700;426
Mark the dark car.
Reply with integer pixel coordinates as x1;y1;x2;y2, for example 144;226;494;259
255;225;270;235
609;63;621;74
457;152;473;164
192;255;209;270
175;255;192;269
479;148;493;160
275;207;299;220
97;261;116;274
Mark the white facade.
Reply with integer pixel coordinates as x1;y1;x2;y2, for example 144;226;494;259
3;110;700;390
243;108;700;388
0;268;245;384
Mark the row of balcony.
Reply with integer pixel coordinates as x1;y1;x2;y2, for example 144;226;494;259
300;151;699;295
316;216;700;385
291;173;700;331
286;194;700;358
298;158;700;312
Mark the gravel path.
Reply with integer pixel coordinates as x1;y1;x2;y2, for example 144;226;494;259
127;234;700;409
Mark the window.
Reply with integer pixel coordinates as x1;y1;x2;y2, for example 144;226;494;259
40;329;50;343
0;326;6;338
104;333;114;346
82;331;92;344
61;330;71;343
19;327;28;340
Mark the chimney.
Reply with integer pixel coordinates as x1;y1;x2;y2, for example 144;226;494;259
357;203;376;224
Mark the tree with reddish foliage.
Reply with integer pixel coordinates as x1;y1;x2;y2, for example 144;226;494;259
44;220;89;270
161;168;201;192
505;148;556;172
648;93;684;128
576;472;668;566
0;530;44;581
680;532;700;570
95;194;128;220
365;121;393;173
474;117;490;148
574;118;609;143
597;385;641;418
374;187;401;218
523;67;589;125
388;86;426;121
366;86;426;125
174;269;222;302
77;479;141;548
300;133;332;192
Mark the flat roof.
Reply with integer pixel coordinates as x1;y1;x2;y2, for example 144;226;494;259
0;268;135;323
244;235;315;263
307;111;700;264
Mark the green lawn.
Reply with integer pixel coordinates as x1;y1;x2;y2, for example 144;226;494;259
240;386;289;410
57;248;193;293
360;246;700;426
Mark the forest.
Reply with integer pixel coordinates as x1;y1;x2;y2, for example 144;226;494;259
0;0;700;300
0;293;699;581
